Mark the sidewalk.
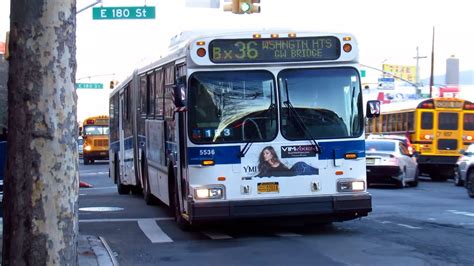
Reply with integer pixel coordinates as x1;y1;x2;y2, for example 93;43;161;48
1;218;118;265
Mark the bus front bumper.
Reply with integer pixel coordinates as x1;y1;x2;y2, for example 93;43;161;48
83;150;109;160
188;193;371;223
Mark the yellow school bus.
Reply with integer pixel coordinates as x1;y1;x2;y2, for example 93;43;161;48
81;115;109;164
366;97;474;180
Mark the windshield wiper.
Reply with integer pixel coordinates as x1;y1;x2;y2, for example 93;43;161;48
283;79;321;154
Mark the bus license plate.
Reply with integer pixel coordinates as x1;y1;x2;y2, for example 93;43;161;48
366;158;375;165
257;182;279;193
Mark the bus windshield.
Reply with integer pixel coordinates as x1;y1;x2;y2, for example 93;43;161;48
83;125;109;136
278;67;363;139
188;70;277;143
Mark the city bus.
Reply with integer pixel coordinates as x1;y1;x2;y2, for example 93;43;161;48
109;29;380;228
81;115;110;165
366;97;474;180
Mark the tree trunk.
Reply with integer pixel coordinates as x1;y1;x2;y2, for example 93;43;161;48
2;0;78;265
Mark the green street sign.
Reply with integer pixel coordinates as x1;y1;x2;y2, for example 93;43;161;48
360;70;366;78
76;83;104;89
92;6;156;20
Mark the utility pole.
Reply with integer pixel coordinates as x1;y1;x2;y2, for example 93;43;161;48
3;0;79;265
429;27;435;98
413;46;427;96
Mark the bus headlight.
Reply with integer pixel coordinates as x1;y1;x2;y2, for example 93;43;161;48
337;180;365;192
84;145;92;151
194;185;224;199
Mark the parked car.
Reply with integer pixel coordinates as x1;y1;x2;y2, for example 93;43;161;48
78;136;83;159
454;144;474;197
367;134;416;155
365;139;418;188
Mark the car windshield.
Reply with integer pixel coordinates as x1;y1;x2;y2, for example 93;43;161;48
83;125;109;135
188;70;277;143
278;67;363;140
366;141;396;152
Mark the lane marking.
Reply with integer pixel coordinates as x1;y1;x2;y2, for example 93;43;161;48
447;210;474;217
79;217;174;223
274;232;302;237
137;219;173;243
80;186;116;191
396;223;422;229
202;231;233;240
80;171;109;176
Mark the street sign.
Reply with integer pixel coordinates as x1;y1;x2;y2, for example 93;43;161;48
360;70;366;77
92;6;156;20
76;83;104;89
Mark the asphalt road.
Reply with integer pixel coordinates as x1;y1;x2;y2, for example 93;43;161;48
79;163;474;266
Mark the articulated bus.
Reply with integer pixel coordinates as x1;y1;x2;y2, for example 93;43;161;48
81;115;110;165
109;30;380;228
366;97;474;180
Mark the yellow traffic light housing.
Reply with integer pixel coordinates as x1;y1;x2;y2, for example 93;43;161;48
223;0;260;14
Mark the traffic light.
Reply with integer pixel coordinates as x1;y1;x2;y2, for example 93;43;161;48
109;80;115;89
240;0;260;14
223;0;260;14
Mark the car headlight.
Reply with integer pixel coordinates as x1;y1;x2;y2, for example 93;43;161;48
194;185;225;200
337;179;365;192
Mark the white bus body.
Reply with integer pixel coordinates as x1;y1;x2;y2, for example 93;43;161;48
109;30;373;228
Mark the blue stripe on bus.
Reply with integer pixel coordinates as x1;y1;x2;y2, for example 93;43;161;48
188;146;241;165
187;140;365;165
318;140;365;160
109;137;134;153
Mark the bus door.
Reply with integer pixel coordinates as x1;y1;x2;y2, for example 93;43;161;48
417;110;434;155
436;111;460;156
119;92;125;181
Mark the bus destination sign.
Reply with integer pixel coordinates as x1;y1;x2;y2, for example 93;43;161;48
209;36;341;63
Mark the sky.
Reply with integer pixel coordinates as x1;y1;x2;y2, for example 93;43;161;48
2;0;474;122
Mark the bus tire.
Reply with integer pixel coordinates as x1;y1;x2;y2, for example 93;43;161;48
83;157;90;165
467;171;474;198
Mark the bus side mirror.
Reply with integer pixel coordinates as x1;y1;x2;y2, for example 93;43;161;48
79;126;83;136
366;100;381;118
173;79;187;112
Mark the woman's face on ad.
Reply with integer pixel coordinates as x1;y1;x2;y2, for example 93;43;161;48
263;149;273;162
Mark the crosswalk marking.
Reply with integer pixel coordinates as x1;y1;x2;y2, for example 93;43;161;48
137;219;173;243
202;231;233;240
396;223;422;230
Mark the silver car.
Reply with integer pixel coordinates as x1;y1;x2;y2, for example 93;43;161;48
365;139;419;188
454;144;474;198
